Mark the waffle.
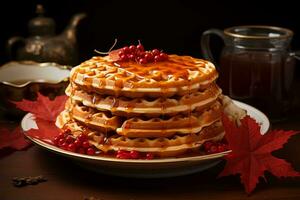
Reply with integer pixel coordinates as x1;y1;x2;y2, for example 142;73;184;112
56;52;245;158
55;111;224;157
66;83;222;117
70;55;218;98
64;99;222;137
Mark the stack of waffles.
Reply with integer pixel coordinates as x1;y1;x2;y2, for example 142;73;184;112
56;54;242;158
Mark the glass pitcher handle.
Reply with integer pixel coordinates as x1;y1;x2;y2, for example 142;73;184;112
201;29;225;66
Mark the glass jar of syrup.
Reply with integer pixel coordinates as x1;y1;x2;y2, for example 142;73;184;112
201;26;300;120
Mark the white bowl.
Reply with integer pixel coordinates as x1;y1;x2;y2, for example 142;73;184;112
0;61;71;118
0;61;70;87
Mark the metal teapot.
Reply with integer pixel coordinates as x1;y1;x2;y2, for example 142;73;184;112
7;5;86;66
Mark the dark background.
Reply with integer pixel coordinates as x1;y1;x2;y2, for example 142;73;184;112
1;0;300;114
1;0;300;64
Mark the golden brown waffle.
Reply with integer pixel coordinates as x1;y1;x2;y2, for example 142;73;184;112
66;83;222;117
64;99;222;138
70;55;218;98
55;111;224;157
64;99;121;131
55;53;245;158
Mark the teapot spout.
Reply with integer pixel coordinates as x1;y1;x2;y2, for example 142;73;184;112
62;13;86;44
69;13;86;28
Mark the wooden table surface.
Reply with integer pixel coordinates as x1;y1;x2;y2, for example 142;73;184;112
1;116;300;200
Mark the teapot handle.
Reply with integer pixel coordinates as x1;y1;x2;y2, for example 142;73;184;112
201;29;225;66
6;36;25;60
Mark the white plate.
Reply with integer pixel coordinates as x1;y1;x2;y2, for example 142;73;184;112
21;100;269;178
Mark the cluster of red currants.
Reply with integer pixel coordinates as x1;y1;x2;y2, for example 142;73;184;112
118;44;168;64
203;141;229;154
116;150;154;160
53;132;97;155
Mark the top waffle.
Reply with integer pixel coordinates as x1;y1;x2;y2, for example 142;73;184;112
70;55;218;98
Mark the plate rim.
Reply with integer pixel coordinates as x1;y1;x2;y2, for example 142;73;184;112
23;123;230;164
21;100;270;164
232;100;270;134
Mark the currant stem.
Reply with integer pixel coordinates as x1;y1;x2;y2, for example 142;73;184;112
94;39;118;55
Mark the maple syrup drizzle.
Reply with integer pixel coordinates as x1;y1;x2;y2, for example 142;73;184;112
84;112;94;125
103;119;109;145
125;100;135;113
110;97;119;113
114;79;123;97
113;55;204;88
92;95;98;105
63;55;214;157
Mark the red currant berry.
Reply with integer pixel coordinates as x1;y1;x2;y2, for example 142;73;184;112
118;50;124;56
58;132;65;139
53;136;60;146
68;143;76;152
127;54;134;60
87;147;95;155
77;134;87;142
146;152;154;160
152;49;160;55
116;153;125;159
209;145;218;154
217;145;225;153
129;45;136;52
137;44;144;51
58;138;65;146
117;150;127;155
137;51;145;57
144;53;153;61
139;58;147;64
78;147;85;154
66;135;74;144
203;141;213;150
129;150;140;159
154;55;161;62
116;150;131;159
120;54;128;61
122;46;130;53
61;142;68;150
123;153;132;159
159;53;168;60
74;139;82;148
82;141;90;148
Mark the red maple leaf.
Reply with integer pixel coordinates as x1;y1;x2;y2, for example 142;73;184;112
219;115;300;194
14;93;67;121
26;118;60;144
13;93;66;143
0;126;31;150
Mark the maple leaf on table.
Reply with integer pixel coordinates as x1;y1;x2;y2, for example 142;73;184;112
13;93;67;143
0;126;31;150
219;115;300;194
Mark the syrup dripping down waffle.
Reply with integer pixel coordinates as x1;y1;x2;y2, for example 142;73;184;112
56;53;246;158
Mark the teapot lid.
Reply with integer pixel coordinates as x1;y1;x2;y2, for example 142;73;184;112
28;4;55;36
